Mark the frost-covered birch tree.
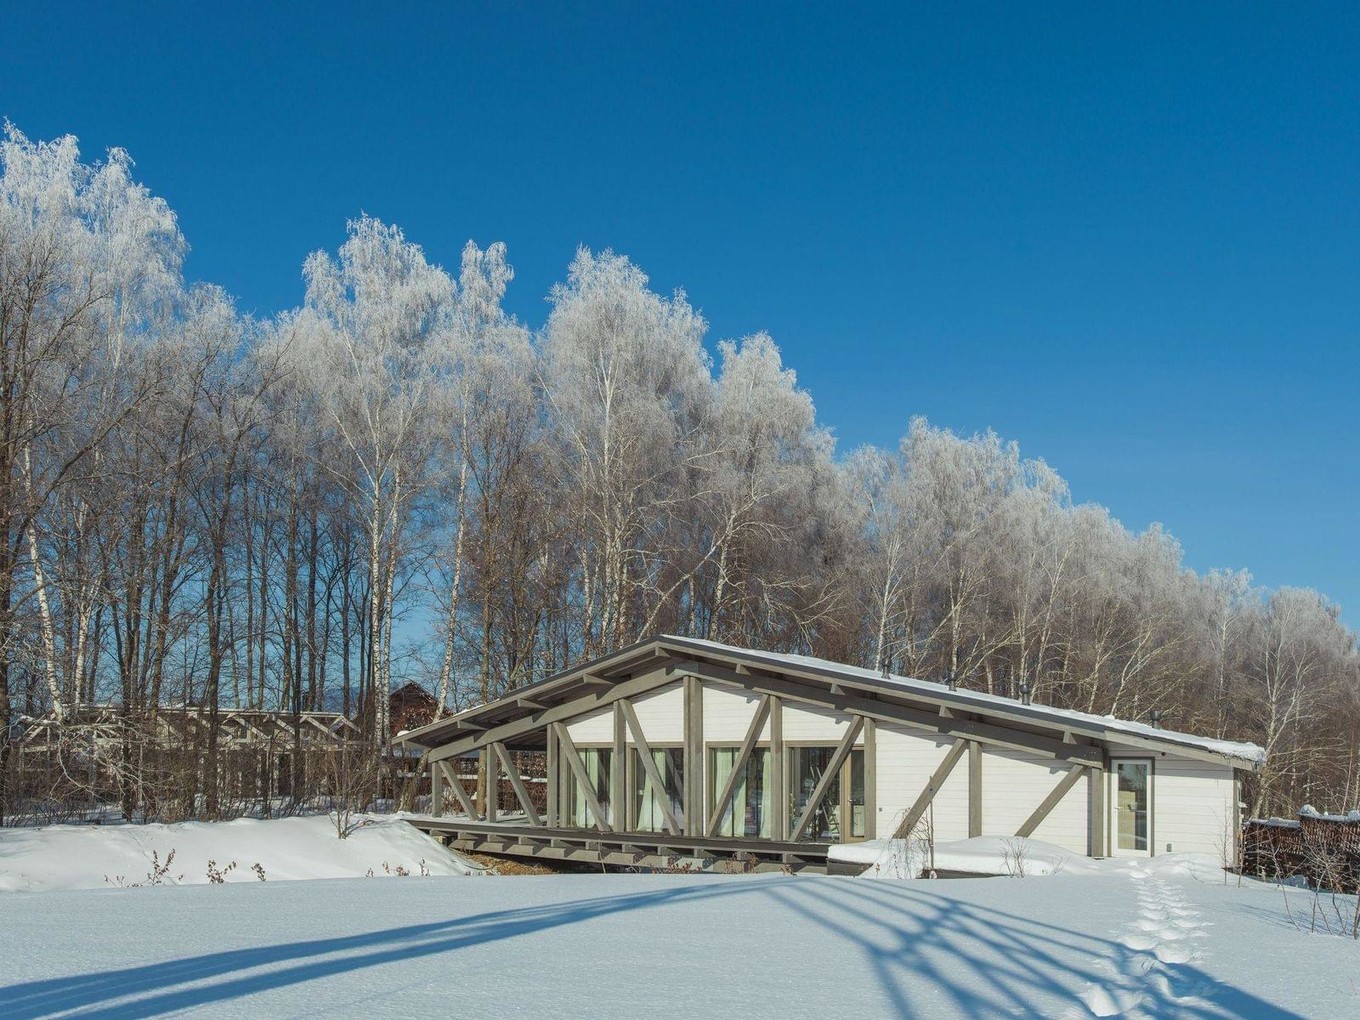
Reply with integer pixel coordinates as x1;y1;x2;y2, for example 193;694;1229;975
540;248;710;656
288;216;455;744
0;126;180;735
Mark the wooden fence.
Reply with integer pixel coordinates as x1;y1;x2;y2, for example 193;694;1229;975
1243;810;1360;890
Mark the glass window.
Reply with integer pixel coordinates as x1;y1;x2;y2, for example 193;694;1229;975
568;748;611;828
1115;761;1150;852
709;747;772;838
788;745;865;842
789;746;841;841
632;747;684;832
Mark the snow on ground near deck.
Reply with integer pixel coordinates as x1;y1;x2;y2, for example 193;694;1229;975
0;815;485;892
2;861;1357;1018
830;835;1096;878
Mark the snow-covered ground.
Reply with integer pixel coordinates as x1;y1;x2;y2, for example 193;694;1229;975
0;815;485;892
831;834;1093;878
1;820;1355;1018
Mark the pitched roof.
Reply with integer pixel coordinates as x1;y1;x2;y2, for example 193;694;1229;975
400;634;1264;768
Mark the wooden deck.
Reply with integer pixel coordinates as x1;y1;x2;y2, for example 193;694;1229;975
406;816;832;873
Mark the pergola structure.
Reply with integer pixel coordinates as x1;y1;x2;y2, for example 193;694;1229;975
400;636;1262;873
17;705;362;753
13;705;366;807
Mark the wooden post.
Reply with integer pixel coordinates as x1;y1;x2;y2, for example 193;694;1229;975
545;724;559;827
439;759;481;820
770;695;785;840
483;746;497;823
430;758;443;817
612;701;627;831
863;718;877;840
683;676;703;837
968;740;982;838
1088;762;1106;857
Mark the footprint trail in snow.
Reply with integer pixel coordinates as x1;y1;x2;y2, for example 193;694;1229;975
1067;865;1219;1019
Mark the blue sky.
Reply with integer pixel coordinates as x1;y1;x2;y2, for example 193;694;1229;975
3;3;1356;625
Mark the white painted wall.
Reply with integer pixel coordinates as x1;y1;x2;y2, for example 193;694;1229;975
563;673;685;746
563;705;613;745
874;724;970;843
630;684;685;744
1151;755;1238;859
703;686;771;743
781;702;862;743
976;748;1088;853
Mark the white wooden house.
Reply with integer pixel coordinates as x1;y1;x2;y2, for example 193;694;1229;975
401;636;1262;871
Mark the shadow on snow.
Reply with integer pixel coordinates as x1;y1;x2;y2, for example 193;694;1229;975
1;877;1307;1019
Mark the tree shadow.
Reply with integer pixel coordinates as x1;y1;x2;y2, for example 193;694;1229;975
0;876;1309;1019
779;878;1306;1019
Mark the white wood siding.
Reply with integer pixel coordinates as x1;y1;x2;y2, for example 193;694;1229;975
874;724;970;842
1102;742;1238;858
1153;756;1237;858
563;705;613;745
629;683;685;744
977;748;1088;853
562;672;685;746
702;686;771;743
781;702;862;743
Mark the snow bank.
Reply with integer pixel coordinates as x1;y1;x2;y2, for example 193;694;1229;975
0;814;487;892
834;836;1100;879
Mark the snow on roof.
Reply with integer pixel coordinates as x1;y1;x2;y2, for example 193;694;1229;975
661;634;1266;766
1298;805;1360;822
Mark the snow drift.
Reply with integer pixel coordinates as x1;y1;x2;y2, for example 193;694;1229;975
0;814;487;893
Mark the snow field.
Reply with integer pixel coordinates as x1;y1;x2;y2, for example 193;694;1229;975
0;814;486;893
1;862;1355;1017
0;819;1355;1018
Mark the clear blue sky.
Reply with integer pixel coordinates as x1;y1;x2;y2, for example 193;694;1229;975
3;3;1356;625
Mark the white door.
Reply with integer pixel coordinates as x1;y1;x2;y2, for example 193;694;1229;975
1109;759;1153;857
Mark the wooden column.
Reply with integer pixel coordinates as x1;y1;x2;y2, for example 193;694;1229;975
770;695;785;840
545;725;558;826
430;758;443;817
612;701;627;831
1088;762;1106;857
439;759;481;820
483;746;497;823
683;676;703;837
968;740;983;838
863;718;877;839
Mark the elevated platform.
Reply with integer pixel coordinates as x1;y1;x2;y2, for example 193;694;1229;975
406;816;831;873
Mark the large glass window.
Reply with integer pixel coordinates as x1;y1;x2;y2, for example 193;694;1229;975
788;745;865;842
1115;760;1150;852
709;747;772;838
632;747;684;832
568;748;612;827
789;746;841;841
